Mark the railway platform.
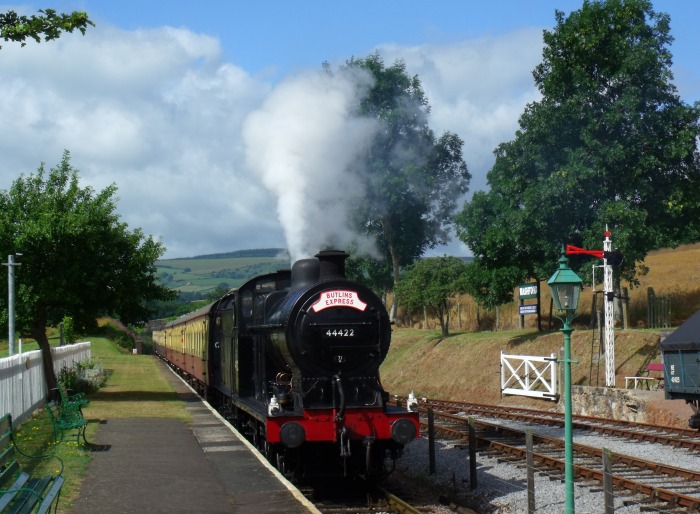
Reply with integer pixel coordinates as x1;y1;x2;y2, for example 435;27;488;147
70;360;319;514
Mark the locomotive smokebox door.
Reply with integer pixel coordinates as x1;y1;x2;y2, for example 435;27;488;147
298;290;383;374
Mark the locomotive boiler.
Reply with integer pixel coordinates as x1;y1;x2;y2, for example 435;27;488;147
153;250;419;479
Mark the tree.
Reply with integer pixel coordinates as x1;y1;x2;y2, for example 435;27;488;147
0;151;173;395
394;256;467;337
1;8;93;49
461;262;525;331
456;0;700;293
341;54;471;319
345;252;393;298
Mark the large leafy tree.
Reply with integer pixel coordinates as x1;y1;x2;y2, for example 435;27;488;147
0;152;173;394
456;0;700;294
1;8;93;49
394;256;467;337
342;54;471;318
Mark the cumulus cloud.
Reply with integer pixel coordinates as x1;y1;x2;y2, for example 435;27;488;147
0;20;545;259
380;28;544;194
0;24;277;258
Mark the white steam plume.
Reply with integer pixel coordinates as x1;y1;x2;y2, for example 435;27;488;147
242;68;378;263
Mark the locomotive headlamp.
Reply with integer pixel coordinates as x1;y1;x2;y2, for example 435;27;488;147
280;421;305;448
268;396;280;416
406;392;418;412
391;418;417;445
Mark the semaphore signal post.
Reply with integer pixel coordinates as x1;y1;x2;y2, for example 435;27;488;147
565;229;621;387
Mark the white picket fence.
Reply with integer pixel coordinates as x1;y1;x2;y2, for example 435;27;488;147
0;342;91;424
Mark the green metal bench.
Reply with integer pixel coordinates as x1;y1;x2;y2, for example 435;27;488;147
54;383;88;409
0;414;65;514
44;401;88;446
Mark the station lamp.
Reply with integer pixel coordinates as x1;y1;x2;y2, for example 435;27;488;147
547;247;583;514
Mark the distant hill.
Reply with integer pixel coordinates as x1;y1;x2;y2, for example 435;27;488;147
168;248;288;260
156;248;290;294
156;247;475;295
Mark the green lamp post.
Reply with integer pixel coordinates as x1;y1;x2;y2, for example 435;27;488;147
547;247;583;514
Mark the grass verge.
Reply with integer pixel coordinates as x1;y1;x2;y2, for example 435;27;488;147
13;337;190;513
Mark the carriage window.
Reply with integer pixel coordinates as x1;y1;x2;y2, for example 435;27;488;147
255;280;277;293
241;290;253;318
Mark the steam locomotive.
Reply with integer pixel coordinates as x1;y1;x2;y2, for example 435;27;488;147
152;250;419;479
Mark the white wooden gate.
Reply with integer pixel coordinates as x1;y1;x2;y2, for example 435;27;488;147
501;352;558;400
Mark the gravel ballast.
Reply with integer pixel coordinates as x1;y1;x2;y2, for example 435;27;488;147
395;416;700;513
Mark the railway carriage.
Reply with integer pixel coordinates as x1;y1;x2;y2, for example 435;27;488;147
660;310;700;430
153;250;419;478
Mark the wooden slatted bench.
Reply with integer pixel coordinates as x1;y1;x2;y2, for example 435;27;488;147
0;414;65;514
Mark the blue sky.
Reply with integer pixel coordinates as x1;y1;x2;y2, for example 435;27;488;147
1;1;698;260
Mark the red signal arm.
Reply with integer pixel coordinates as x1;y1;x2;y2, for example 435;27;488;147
565;244;604;259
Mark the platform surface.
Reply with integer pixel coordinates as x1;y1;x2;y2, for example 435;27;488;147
70;362;318;513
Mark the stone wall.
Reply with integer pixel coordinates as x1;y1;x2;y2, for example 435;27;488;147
568;385;654;423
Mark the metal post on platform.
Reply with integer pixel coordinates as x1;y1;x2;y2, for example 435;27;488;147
468;417;477;490
526;430;535;513
547;248;583;514
4;254;22;356
428;408;436;475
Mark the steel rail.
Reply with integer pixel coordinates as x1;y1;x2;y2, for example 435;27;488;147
374;485;424;514
418;398;700;451
422;410;700;510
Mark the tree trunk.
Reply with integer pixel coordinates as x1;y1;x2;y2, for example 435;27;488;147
446;303;451;334
388;244;401;322
457;300;462;330
438;304;449;337
32;324;59;401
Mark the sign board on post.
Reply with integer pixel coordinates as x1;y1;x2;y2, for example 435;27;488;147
519;282;540;328
519;304;538;315
519;283;538;299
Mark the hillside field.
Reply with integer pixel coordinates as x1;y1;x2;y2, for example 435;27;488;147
380;243;700;428
156;254;288;293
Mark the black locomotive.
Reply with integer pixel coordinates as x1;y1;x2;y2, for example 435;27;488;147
153;250;419;479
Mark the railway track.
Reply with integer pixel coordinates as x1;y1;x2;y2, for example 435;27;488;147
421;398;700;451
418;400;700;512
303;479;431;513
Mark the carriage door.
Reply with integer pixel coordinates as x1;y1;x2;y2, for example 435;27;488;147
211;313;223;387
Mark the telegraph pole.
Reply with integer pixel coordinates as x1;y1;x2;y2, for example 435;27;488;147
3;254;22;356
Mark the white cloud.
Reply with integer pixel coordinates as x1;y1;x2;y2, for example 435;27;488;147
0;24;277;258
0;22;543;259
379;28;544;194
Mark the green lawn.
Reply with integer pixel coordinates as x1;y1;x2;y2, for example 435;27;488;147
11;337;189;513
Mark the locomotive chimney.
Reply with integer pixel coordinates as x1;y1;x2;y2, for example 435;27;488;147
290;258;320;293
315;250;348;279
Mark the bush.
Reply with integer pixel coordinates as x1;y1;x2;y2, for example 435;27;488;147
97;321;136;351
58;359;108;394
62;316;77;345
